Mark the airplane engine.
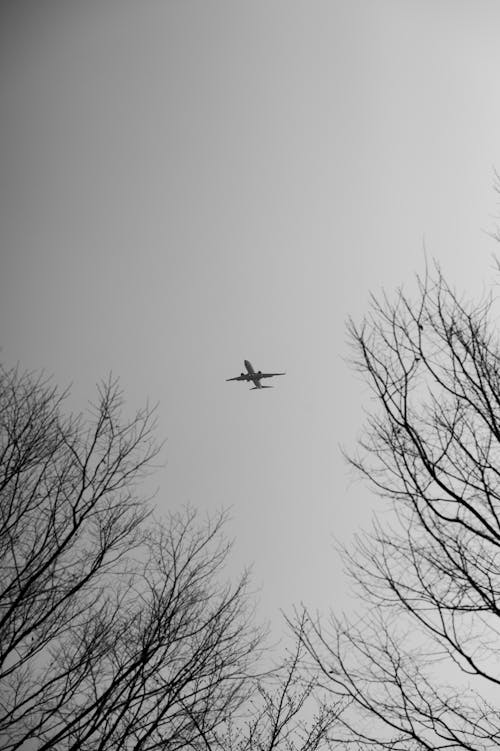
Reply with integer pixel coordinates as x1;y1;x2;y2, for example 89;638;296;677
241;372;245;377
258;370;262;374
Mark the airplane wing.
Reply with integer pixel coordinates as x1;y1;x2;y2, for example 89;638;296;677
226;375;250;382
258;372;286;379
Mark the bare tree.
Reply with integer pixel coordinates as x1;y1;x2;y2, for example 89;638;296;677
217;612;340;751
0;366;262;750
296;266;500;749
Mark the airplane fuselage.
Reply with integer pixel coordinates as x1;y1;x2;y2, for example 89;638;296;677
244;360;265;386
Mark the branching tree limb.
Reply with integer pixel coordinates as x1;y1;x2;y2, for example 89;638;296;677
0;368;264;751
295;266;500;750
216;612;341;751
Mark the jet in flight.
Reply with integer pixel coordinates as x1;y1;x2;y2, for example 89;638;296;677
226;360;285;389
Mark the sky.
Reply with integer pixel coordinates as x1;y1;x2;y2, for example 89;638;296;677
1;0;500;631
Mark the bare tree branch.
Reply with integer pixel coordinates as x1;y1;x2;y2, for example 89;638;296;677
0;368;267;751
296;266;500;750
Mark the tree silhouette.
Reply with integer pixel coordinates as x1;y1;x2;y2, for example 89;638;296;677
0;367;262;750
296;266;500;750
218;611;340;751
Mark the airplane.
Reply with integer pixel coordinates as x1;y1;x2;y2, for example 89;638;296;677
226;360;285;390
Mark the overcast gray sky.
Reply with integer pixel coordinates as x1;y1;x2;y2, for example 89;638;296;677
1;1;500;627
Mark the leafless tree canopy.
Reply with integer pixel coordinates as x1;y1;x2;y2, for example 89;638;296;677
296;267;500;750
0;368;266;750
218;612;340;751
